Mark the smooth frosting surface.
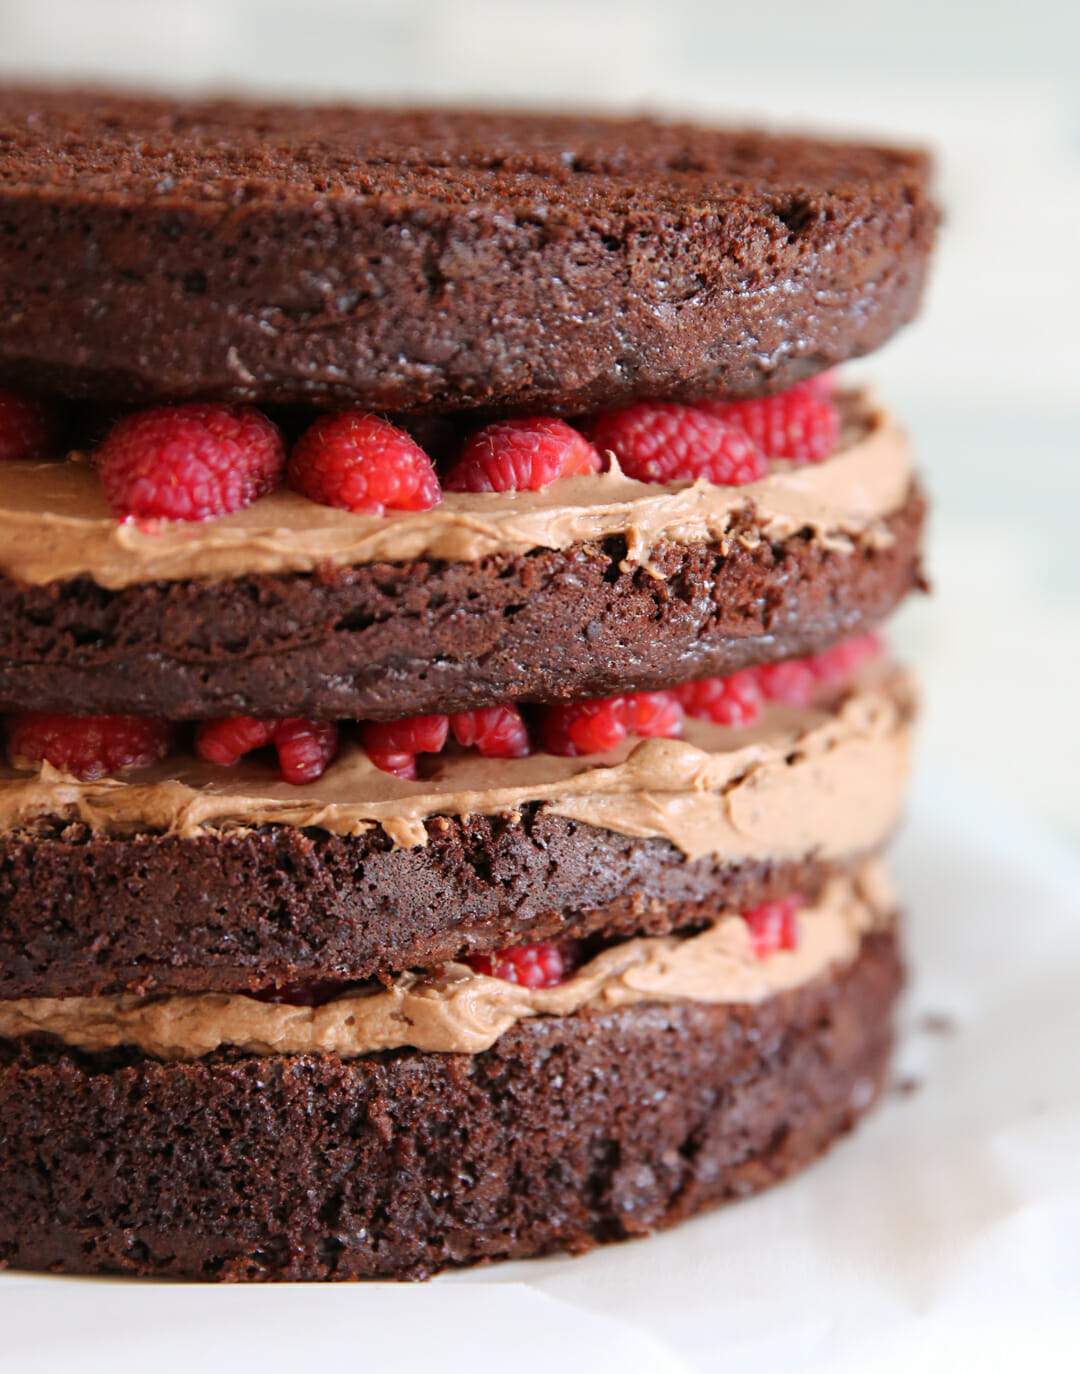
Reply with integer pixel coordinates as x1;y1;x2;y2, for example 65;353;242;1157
0;865;894;1059
0;668;914;859
0;394;911;588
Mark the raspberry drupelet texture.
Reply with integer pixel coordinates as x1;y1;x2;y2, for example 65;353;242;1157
0;387;61;463
542;690;683;757
542;698;627;757
754;657;821;706
700;380;840;462
194;717;277;766
194;716;338;783
95;404;286;521
449;706;531;758
288;412;441;514
755;632;882;705
444;417;602;493
626;690;685;739
274;719;340;784
363;714;449;780
741;894;805;960
467;940;579;989
362;707;532;775
674;670;764;727
677;632;885;721
809;632;884;686
6;712;171;781
589;402;766;485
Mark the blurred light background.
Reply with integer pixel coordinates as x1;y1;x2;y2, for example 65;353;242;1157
1;0;1076;841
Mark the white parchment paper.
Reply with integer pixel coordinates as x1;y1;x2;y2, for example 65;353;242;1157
3;766;1078;1373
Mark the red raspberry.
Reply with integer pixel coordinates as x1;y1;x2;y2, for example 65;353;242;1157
588;402;766;486
6;712;171;781
364;750;417;779
288;413;441;515
0;388;62;463
753;634;885;707
95;404;285;522
195;716;338;783
194;716;277;767
449;705;531;758
364;714;449;779
274;718;339;784
467;940;579;989
809;632;883;685
675;669;763;727
698;381;840;463
625;690;684;739
444;417;602;493
542;690;682;757
253;978;349;1007
805;370;836;396
742;894;805;960
542;696;628;757
754;657;820;706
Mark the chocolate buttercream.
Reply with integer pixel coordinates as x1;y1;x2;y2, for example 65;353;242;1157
0;866;893;1059
0;668;914;859
0;394;911;589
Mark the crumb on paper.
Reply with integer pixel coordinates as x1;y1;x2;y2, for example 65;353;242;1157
917;1009;957;1036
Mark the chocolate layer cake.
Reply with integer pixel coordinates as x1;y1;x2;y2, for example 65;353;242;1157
0;393;925;719
0;89;935;1282
0;930;900;1281
0;663;913;998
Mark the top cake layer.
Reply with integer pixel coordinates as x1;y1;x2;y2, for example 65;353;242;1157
0;91;936;412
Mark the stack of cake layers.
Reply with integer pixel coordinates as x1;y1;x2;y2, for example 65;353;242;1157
0;93;936;1280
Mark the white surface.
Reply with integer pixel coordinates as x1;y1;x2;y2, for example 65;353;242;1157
3;770;1079;1373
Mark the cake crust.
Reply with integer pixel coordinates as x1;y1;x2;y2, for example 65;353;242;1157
0;487;924;721
0;929;900;1281
0;93;936;413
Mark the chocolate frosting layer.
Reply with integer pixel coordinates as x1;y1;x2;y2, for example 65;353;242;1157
0;668;914;861
0;865;893;1059
0;395;910;589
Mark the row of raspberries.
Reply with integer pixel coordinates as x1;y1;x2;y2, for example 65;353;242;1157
3;635;880;785
0;377;840;522
260;891;807;1008
466;894;804;988
355;631;879;774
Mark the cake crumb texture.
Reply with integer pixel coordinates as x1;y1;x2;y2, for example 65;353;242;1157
0;930;899;1281
0;93;937;412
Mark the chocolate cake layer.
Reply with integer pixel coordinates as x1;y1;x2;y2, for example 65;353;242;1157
0;808;871;997
0;929;900;1281
0;486;924;721
0;93;936;413
0;660;913;999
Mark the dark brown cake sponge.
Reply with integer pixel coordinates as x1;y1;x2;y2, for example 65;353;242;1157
0;91;936;413
0;487;924;722
0;802;879;997
0;928;900;1281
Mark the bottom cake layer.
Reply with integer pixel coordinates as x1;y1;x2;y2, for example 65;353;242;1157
0;929;900;1281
